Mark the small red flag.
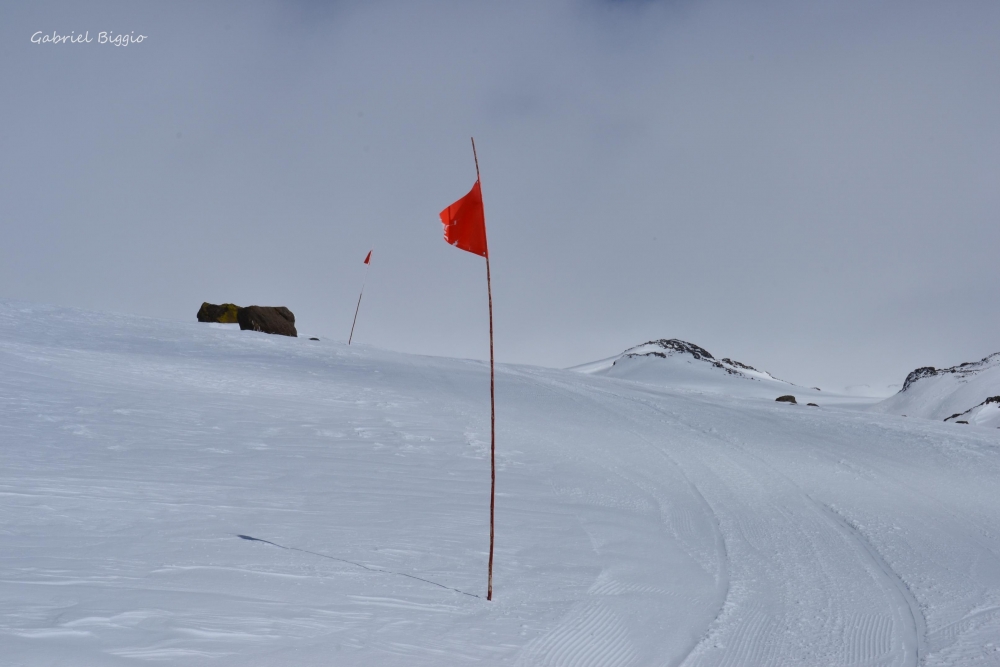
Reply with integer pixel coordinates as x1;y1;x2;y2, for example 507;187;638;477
439;181;488;258
363;250;372;264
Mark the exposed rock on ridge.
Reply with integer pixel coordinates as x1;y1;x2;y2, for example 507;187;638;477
944;396;1000;422
901;353;1000;392
197;302;298;338
197;302;240;324
238;306;297;337
617;339;773;380
875;351;1000;428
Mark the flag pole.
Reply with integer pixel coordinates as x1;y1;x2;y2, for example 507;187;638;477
348;246;373;345
472;137;496;601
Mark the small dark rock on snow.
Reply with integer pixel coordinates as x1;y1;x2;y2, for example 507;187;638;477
807;403;818;407
776;395;797;404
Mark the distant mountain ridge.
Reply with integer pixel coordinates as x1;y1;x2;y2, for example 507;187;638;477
901;352;1000;391
615;339;780;382
874;351;1000;427
571;338;812;401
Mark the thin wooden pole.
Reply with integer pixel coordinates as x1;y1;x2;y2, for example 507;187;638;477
472;137;496;602
348;248;372;345
485;254;495;601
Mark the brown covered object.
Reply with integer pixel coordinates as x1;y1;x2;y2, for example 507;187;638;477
237;306;297;337
197;302;241;324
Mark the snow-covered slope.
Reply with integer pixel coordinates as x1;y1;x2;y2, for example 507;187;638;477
873;352;1000;428
571;339;821;402
3;302;1000;665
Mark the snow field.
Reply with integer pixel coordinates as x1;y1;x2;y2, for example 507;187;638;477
2;301;1000;665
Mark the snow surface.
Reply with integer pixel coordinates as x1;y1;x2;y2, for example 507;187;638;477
873;353;1000;429
3;302;1000;665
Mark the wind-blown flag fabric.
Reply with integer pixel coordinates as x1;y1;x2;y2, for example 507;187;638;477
439;181;488;258
363;250;372;265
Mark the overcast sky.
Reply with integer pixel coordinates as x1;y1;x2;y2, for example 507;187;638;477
2;0;998;391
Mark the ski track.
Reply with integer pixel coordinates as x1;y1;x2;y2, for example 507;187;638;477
3;303;1000;664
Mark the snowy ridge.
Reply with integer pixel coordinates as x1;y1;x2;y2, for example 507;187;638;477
571;338;810;401
873;352;1000;427
3;301;1000;664
624;340;776;378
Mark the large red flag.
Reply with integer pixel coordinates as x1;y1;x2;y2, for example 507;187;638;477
439;181;488;258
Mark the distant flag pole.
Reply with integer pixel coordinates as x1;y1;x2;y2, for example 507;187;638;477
438;137;496;600
348;247;373;345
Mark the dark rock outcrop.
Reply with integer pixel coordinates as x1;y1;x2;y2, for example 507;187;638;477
776;395;797;404
902;366;938;392
807;403;818;407
197;302;241;324
237;306;297;337
720;357;758;372
944;396;1000;422
626;339;715;362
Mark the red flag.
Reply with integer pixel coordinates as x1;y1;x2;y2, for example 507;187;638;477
439;181;488;258
440;139;497;601
363;250;372;264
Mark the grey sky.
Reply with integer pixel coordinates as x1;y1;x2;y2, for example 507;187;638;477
2;0;998;391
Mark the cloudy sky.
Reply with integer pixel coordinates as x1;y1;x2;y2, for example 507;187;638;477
3;0;998;391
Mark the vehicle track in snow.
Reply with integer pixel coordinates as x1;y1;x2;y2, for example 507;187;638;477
693;404;1000;664
668;408;924;666
565;381;927;666
666;404;927;666
815;503;924;666
514;602;638;667
503;367;730;667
